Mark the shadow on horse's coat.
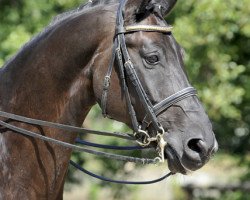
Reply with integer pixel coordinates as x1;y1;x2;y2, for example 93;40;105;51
0;0;217;199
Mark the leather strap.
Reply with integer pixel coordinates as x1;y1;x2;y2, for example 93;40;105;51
70;160;173;185
153;87;197;116
0;119;158;164
75;138;148;150
101;39;118;117
0;111;134;140
116;44;140;132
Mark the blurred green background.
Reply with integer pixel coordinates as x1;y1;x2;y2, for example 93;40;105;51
0;0;249;199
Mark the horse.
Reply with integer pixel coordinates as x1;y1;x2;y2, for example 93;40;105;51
0;0;218;199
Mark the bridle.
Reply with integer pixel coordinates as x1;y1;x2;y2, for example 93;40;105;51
0;0;197;185
101;0;196;162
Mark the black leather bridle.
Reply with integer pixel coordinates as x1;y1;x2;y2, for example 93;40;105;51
101;0;197;162
0;0;197;184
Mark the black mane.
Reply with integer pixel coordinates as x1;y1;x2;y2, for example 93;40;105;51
49;0;118;27
1;0;118;69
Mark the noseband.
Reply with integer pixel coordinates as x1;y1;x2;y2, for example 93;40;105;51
101;0;196;162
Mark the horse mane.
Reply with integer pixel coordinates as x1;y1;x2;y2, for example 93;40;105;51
49;0;118;27
1;0;118;69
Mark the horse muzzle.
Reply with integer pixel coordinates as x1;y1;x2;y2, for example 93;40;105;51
163;129;218;174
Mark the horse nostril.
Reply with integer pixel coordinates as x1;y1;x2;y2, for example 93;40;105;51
187;139;207;154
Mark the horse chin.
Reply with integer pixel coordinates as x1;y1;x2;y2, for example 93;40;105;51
165;145;191;175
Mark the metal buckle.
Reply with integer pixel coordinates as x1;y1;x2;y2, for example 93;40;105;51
134;129;151;147
134;126;167;163
103;76;110;90
156;126;167;163
149;126;167;163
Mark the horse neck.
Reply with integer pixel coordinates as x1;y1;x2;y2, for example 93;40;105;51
0;11;113;126
0;7;115;198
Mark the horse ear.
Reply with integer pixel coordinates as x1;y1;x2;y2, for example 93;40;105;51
161;0;177;16
124;0;150;23
125;0;177;22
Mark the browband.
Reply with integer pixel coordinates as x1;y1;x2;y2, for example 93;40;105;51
125;25;173;33
116;25;173;35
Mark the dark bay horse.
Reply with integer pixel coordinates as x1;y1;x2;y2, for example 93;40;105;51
0;0;218;199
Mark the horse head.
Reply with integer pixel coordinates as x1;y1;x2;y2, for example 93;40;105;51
93;0;218;174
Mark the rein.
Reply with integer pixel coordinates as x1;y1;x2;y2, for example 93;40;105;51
0;111;174;184
0;111;153;163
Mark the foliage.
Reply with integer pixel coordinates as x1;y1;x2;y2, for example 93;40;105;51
0;0;84;66
170;1;250;155
0;0;250;199
170;1;250;198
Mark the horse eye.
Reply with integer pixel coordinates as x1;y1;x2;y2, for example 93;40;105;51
145;55;159;65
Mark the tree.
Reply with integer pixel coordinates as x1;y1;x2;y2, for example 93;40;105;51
170;0;250;153
0;0;83;66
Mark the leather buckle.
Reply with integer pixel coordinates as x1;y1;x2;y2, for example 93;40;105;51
103;76;111;90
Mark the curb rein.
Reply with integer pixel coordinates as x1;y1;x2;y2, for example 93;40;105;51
0;0;197;184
